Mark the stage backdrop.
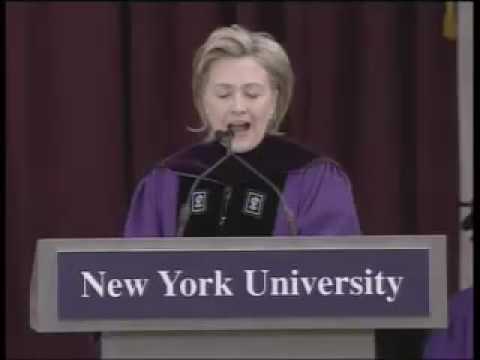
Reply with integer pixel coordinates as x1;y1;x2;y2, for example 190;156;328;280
6;2;458;359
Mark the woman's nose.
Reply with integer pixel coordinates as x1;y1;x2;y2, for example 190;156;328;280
231;94;247;114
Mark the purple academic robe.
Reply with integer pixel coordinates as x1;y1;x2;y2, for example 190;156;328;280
124;136;361;237
423;287;473;359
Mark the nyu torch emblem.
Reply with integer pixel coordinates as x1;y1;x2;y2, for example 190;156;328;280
243;190;266;218
191;191;208;214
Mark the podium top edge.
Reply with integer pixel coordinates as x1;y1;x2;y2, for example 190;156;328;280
34;235;447;251
37;235;447;242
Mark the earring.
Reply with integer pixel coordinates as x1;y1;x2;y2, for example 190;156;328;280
269;108;276;122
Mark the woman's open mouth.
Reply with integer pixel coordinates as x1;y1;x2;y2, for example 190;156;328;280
228;122;251;135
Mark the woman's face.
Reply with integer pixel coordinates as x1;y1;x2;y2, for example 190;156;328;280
202;56;277;153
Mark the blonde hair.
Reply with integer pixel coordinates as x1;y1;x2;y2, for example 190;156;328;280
191;24;294;139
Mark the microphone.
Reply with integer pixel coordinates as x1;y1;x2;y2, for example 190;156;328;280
215;128;234;153
177;128;298;237
176;129;233;237
230;152;299;236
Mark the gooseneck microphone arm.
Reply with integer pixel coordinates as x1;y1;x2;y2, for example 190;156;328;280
176;130;233;237
230;152;299;236
176;128;298;237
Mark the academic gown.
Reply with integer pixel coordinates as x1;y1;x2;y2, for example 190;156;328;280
124;135;361;237
423;287;474;359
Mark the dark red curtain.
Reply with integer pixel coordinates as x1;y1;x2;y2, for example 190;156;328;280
6;2;458;359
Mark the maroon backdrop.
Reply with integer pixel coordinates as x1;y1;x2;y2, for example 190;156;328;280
6;2;458;359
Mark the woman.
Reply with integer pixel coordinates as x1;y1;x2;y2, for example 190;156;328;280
124;24;361;238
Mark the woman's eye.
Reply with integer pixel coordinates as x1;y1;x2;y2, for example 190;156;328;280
217;94;230;99
246;93;260;99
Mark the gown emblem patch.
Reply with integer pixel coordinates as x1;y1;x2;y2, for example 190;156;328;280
243;190;266;218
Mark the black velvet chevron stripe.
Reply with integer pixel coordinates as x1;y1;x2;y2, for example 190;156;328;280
178;173;287;237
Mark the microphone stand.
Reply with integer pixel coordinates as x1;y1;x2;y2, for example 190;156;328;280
177;130;298;237
176;131;233;237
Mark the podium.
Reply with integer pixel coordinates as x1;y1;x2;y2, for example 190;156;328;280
30;235;447;359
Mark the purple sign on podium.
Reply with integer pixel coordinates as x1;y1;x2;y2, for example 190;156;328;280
57;249;428;319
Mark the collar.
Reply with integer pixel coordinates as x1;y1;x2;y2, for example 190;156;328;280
160;135;318;184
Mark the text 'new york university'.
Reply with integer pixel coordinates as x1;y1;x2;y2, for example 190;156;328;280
80;268;404;303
